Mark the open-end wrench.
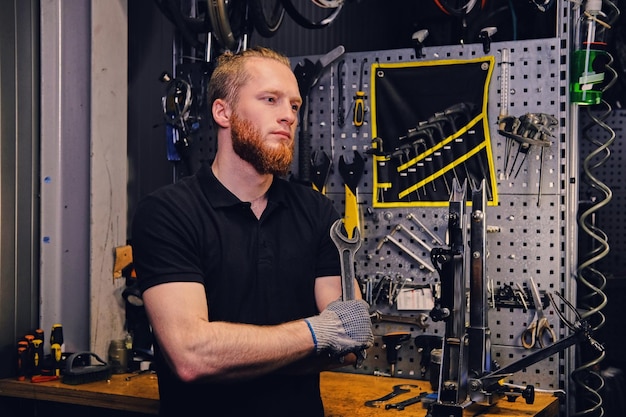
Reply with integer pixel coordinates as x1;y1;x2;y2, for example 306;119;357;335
385;391;429;410
293;45;345;184
338;151;364;239
364;384;418;407
330;218;366;366
370;310;429;330
311;150;332;195
330;219;362;302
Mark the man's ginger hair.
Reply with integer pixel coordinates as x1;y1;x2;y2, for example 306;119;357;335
208;47;292;110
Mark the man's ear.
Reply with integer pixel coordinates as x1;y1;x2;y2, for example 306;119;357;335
212;98;231;128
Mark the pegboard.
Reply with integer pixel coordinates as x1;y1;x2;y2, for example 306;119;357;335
292;37;570;390
171;36;573;396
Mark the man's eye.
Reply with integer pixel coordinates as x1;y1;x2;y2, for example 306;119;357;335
266;96;276;103
292;104;300;111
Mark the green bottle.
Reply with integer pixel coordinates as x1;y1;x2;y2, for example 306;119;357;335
570;0;608;105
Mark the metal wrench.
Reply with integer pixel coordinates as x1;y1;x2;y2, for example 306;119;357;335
364;384;418;407
329;219;367;366
385;391;429;410
330;218;362;301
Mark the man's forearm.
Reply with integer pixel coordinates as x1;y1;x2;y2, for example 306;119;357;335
158;319;316;383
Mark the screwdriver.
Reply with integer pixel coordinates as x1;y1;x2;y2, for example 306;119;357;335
353;58;367;129
50;323;64;352
17;340;29;381
32;338;44;375
50;343;62;376
24;334;35;377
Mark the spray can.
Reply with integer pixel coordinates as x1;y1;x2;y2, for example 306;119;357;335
570;0;608;105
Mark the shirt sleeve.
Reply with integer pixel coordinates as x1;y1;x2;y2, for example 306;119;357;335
131;192;205;294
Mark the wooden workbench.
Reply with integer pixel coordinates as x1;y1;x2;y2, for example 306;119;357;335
0;371;559;416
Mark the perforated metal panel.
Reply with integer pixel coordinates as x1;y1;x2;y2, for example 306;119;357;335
177;35;574;401
292;37;570;391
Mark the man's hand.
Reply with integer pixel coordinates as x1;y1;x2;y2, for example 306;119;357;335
304;299;374;356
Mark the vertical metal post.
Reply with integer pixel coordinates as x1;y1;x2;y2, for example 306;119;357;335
467;180;492;385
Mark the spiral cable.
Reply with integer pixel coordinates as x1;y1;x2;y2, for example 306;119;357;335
573;2;620;416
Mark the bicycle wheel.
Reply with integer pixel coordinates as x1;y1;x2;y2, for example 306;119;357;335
206;0;250;51
280;0;343;30
248;0;285;38
154;0;211;49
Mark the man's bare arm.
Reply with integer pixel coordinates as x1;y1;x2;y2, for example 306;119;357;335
143;281;315;383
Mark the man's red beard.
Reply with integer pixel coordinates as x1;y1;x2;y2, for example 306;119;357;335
230;113;294;177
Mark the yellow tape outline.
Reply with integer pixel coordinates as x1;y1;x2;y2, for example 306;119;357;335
370;56;499;208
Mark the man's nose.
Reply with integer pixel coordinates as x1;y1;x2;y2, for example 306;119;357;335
280;106;297;125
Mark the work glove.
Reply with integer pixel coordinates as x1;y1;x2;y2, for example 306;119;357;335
304;299;374;356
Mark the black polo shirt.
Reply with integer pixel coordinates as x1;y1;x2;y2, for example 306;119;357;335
132;161;341;416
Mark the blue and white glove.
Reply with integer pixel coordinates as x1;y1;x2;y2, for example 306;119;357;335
304;299;374;356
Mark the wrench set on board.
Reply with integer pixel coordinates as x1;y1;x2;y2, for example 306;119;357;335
288;37;572;392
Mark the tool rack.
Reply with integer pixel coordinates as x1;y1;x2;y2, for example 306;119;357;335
179;36;572;392
285;36;571;394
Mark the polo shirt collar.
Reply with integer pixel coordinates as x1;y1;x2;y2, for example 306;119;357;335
197;161;289;209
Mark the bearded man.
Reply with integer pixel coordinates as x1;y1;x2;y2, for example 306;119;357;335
131;47;373;417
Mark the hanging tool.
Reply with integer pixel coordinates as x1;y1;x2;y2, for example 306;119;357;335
391;146;415;201
311;150;332;194
498;48;514;177
415;335;443;379
370;310;429;329
406;213;444;246
293;45;345;185
353;58;367;129
366;137;391;202
478;27;498;54
521;277;556;349
329;219;367;367
338;150;364;239
498;112;556;206
336;59;346;128
411;29;429;58
376;233;435;273
391;224;434;253
382;332;411;376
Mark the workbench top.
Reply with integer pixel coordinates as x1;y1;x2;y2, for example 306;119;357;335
0;371;559;416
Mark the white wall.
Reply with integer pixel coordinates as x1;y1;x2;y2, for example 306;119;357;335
40;0;128;359
89;0;129;357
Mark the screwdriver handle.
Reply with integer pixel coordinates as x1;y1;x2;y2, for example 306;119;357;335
50;324;64;348
17;341;29;381
32;339;44;375
50;343;62;376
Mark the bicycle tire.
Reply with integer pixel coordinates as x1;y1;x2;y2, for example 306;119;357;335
280;0;343;30
206;0;249;51
248;0;285;38
154;0;210;49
